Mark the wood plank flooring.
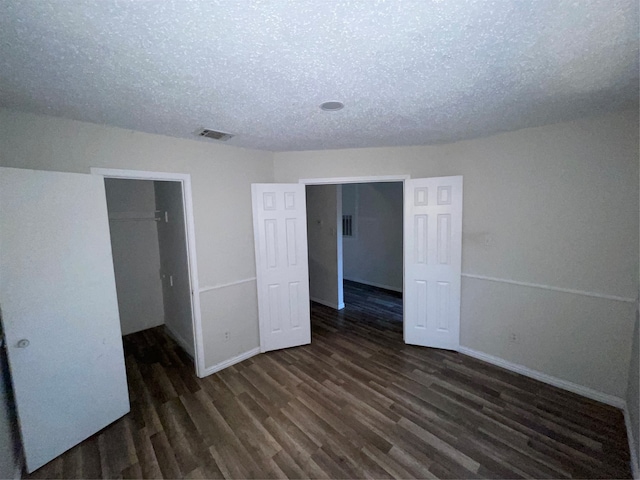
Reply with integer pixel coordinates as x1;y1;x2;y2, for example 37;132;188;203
28;280;631;479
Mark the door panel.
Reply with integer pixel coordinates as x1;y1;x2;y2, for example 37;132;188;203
404;176;463;350
0;167;129;472
252;184;311;352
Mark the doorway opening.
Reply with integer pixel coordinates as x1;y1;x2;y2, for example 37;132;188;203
305;180;404;339
92;168;204;377
104;178;194;359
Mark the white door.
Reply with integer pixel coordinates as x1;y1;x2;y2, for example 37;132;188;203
252;184;311;352
404;176;463;350
0;167;130;473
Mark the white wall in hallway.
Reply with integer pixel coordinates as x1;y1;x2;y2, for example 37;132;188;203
306;184;343;309
342;183;403;292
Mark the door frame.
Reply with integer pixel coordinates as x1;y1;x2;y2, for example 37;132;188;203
300;175;410;185
91;168;205;377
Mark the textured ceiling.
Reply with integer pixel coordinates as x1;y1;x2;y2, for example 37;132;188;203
0;0;638;151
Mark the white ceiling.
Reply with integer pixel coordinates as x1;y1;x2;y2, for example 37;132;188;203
0;0;637;151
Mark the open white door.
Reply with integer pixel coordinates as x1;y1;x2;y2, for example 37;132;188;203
404;176;463;350
0;167;129;473
252;184;311;352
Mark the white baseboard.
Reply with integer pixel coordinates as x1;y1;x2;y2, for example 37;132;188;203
343;277;402;293
458;346;625;409
624;403;639;479
202;347;260;376
310;296;344;310
164;324;194;358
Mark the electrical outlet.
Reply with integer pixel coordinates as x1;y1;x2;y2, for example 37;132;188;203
224;331;230;341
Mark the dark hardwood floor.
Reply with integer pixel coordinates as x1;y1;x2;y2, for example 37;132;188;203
29;280;631;479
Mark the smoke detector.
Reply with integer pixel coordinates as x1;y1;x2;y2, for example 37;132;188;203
196;128;235;141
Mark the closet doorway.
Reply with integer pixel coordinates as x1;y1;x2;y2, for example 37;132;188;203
92;168;205;377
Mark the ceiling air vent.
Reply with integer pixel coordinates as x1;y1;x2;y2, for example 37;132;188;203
197;128;234;141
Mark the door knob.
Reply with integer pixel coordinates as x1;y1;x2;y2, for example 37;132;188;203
16;339;29;348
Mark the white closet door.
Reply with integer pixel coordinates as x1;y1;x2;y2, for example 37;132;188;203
0;167;129;473
404;176;463;350
252;184;311;352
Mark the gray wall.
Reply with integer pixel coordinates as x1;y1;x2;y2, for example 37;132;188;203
306;185;343;309
155;181;194;357
627;313;639;474
342;183;403;291
105;179;165;336
275;109;639;399
625;146;640;475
